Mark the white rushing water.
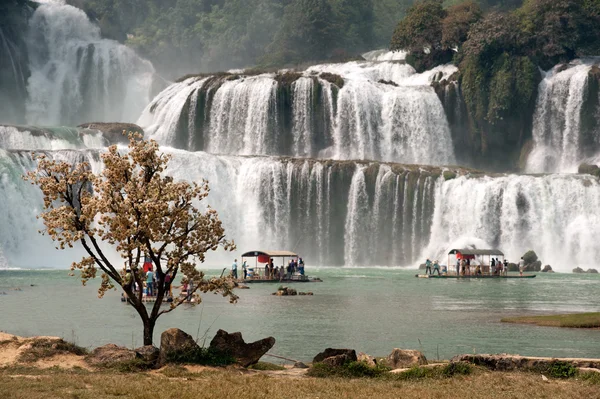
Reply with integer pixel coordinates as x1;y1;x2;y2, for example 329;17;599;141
25;1;156;126
139;59;457;165
423;174;600;271
527;59;600;173
0;125;105;150
4;145;600;270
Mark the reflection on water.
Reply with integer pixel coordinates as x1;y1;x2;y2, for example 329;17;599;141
1;268;599;362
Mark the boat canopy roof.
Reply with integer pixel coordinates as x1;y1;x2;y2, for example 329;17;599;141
241;250;298;258
448;249;505;256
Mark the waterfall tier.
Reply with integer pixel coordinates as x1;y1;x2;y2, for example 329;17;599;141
25;2;157;126
138;62;457;165
1;146;599;271
527;59;600;173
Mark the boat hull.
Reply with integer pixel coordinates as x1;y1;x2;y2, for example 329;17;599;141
416;274;536;279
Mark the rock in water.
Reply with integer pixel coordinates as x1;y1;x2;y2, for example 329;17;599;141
573;267;585;273
587;268;599;274
384;349;427;369
78;122;145;144
313;348;357;364
209;329;275;367
86;344;138;367
158;328;199;366
541;265;553;272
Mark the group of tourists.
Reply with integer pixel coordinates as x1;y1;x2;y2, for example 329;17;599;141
231;257;305;281
122;256;176;300
424;259;443;275
423;256;517;276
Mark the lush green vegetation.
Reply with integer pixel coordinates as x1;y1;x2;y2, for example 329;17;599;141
65;0;418;77
392;0;600;169
501;312;600;328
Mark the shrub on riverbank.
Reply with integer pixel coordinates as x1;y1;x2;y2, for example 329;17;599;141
18;338;88;363
308;361;390;378
307;361;473;380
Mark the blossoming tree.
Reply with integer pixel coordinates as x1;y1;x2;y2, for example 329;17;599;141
26;133;237;345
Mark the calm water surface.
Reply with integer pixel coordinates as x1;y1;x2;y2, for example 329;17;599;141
1;268;599;362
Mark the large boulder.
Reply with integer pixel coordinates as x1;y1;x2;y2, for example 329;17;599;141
208;329;275;367
322;354;355;367
77;122;144;145
313;348;357;364
357;352;377;367
587;268;599;274
384;349;427;369
578;163;600;177
522;250;538;265
541;265;553;273
573;267;585;274
86;344;138;367
451;354;600;371
135;345;160;364
527;260;542;272
158;328;200;366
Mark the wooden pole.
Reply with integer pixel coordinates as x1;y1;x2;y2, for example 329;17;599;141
263;353;301;363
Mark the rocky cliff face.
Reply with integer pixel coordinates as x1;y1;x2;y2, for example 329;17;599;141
0;0;33;124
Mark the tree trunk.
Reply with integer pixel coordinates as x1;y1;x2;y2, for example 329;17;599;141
143;317;156;346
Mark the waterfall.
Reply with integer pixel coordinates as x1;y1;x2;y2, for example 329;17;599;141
0;21;30;124
139;60;457;165
526;59;600;173
25;2;156;126
423;174;600;271
0;125;105;150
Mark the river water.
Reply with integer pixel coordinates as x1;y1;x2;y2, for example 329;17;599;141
1;268;598;363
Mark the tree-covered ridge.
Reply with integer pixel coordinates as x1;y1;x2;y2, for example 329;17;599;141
64;0;409;77
392;0;600;169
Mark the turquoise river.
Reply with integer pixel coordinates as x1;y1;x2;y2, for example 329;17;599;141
1;268;599;363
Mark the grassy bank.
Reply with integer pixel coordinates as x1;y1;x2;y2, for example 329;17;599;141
1;365;599;399
501;313;600;328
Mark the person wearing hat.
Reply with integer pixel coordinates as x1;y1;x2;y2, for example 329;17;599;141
432;260;440;275
425;258;432;275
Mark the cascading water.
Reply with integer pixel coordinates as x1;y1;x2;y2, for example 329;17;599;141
25;1;156;126
139;59;457;165
423;173;600;270
2;0;600;271
526;59;600;173
0;146;446;267
0;125;105;150
0;23;29;124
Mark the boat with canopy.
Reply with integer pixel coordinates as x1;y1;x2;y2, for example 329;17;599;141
415;248;536;278
240;250;322;283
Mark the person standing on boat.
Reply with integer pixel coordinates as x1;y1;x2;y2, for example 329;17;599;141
491;258;496;274
298;258;305;275
503;259;508;276
519;257;525;276
146;268;154;297
425;259;432;275
232;259;238;280
242;260;247;279
432;260;440;276
279;264;285;281
456;258;460;275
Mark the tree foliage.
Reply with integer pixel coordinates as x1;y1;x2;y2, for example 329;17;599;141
391;0;447;53
25;133;237;346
